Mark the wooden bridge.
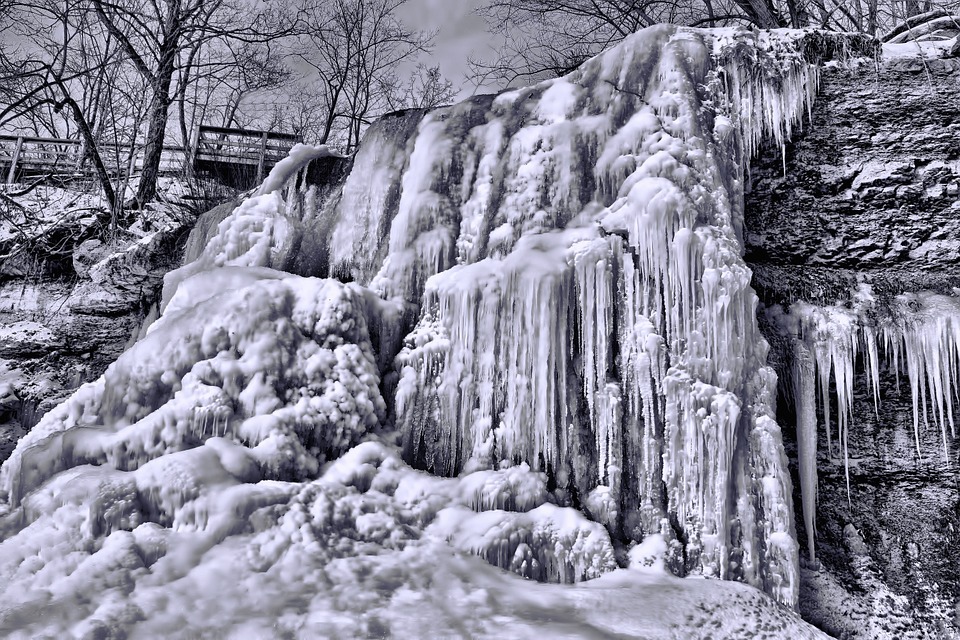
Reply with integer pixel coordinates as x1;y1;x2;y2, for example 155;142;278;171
0;125;302;189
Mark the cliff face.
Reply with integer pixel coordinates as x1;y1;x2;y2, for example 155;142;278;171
748;55;960;301
746;52;960;638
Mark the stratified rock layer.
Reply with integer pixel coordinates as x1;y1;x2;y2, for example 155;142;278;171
748;56;960;304
747;50;960;638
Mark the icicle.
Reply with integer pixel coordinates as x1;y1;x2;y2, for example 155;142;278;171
794;340;818;564
864;326;881;419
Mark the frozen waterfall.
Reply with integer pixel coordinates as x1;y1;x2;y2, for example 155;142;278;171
0;24;875;637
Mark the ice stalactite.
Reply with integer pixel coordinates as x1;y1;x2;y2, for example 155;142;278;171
784;287;960;562
793;339;819;563
387;25;837;607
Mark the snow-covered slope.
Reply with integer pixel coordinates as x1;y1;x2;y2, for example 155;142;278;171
0;24;851;637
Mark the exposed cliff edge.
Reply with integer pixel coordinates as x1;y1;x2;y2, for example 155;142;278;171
748;40;960;639
0;25;882;638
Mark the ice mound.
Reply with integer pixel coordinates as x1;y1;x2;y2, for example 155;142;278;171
1;271;389;511
0;441;824;639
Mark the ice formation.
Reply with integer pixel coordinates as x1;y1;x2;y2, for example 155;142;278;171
0;24;850;635
384;24;826;606
783;285;960;562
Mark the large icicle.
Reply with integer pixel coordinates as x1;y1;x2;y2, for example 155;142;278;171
793;339;819;564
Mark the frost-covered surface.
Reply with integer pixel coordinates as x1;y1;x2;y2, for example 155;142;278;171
0;179;196;247
0;443;824;638
0;24;847;635
882;38;957;59
381;24;826;606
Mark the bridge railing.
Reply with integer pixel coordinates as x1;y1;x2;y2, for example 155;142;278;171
193;126;301;184
1;126;301;187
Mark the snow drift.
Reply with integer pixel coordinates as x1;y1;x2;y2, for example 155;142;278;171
0;24;862;637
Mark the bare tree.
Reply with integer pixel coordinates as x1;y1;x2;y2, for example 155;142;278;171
473;0;932;87
265;88;331;142
0;0;125;213
89;0;293;207
384;63;456;111
470;0;670;86
293;0;433;152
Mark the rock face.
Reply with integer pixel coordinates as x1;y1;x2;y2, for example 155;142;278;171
746;53;960;638
747;56;960;304
0;219;190;455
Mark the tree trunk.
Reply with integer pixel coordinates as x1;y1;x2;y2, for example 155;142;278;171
134;49;176;207
734;0;784;27
867;0;879;35
787;0;809;27
52;78;118;217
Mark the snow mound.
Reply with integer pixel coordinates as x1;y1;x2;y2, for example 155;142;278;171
1;272;388;511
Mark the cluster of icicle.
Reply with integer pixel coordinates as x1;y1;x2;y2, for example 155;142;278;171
783;285;960;563
310;25;827;607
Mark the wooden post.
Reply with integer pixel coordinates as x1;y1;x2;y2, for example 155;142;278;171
127;141;139;177
76;138;87;172
255;131;269;184
187;125;201;180
6;136;23;184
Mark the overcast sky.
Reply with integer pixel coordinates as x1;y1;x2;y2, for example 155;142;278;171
400;0;492;98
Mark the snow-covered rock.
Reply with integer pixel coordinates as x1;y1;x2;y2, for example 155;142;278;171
0;321;63;358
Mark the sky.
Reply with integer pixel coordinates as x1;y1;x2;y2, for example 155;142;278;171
400;0;493;98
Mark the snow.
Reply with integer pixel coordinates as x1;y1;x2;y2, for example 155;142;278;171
0;23;845;635
0;185;105;245
0;435;825;638
0;321;63;356
255;143;341;196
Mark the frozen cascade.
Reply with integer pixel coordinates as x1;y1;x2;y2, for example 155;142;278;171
783;286;960;562
326;110;426;283
386;25;835;607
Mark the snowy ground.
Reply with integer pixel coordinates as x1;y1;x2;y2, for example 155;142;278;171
0;437;825;639
0;178;214;246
